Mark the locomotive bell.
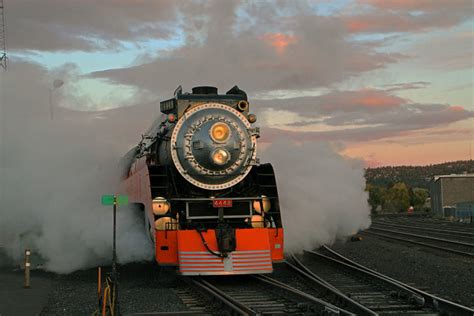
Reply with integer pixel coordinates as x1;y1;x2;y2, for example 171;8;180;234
152;197;170;215
253;196;271;213
154;217;178;230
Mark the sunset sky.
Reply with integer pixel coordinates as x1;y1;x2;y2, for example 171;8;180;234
3;0;473;166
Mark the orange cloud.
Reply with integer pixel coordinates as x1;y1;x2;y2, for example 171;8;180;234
346;20;372;33
341;118;474;166
342;138;474;167
260;33;297;54
320;88;406;111
344;0;471;34
449;105;465;112
359;94;400;108
362;0;470;12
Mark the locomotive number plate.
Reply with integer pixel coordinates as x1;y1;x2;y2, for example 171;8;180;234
212;199;233;208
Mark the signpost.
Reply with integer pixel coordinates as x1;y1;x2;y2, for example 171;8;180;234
101;194;128;316
101;194;128;206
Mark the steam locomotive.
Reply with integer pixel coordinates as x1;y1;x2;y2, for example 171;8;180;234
121;86;283;275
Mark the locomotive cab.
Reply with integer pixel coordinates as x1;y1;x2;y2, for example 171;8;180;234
121;86;284;275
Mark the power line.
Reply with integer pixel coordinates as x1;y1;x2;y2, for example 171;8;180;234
0;0;7;70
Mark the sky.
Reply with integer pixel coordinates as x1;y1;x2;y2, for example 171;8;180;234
2;0;473;167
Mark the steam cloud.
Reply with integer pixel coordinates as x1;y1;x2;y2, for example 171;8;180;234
0;62;153;273
1;61;370;273
261;139;371;252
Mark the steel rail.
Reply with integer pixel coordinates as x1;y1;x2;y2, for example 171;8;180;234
372;222;474;237
369;227;474;248
320;245;474;316
376;217;474;228
304;250;426;308
252;274;353;315
129;312;205;315
191;275;352;315
285;255;377;315
372;213;429;218
374;220;474;235
371;223;474;245
364;230;474;258
190;277;257;316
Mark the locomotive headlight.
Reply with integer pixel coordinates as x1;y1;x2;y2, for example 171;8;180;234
211;148;230;165
210;122;231;143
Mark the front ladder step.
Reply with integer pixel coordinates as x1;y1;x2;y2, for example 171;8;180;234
149;165;170;197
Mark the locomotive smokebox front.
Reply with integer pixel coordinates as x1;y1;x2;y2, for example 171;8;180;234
155;86;259;190
169;103;257;190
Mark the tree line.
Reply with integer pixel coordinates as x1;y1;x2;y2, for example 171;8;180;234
366;182;429;213
364;160;473;213
365;160;474;189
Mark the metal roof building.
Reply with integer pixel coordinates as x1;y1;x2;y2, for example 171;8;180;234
430;174;474;218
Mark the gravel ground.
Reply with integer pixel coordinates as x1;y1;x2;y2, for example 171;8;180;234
328;233;474;308
5;215;473;314
0;268;52;316
39;262;188;315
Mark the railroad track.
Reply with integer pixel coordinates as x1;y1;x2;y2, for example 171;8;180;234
187;274;351;315
311;245;474;316
125;249;473;316
365;226;474;258
277;250;472;315
372;222;474;238
371;222;474;244
296;250;438;315
375;218;474;232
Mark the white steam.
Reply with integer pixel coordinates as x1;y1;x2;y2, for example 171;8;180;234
0;62;153;273
261;139;371;252
1;61;370;273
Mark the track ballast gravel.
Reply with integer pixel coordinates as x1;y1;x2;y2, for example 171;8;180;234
40;263;188;315
329;232;474;308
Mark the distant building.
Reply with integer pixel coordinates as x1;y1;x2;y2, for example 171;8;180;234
430;174;474;218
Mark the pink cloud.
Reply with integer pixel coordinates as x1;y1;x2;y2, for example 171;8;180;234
319;89;406;112
449;105;466;112
344;14;463;33
342;135;474;167
362;0;471;12
346;20;371;33
260;33;298;54
346;0;472;34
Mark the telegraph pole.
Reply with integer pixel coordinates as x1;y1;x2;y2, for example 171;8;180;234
0;0;7;70
0;0;5;214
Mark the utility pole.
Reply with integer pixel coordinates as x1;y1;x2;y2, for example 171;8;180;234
0;0;5;214
0;0;6;70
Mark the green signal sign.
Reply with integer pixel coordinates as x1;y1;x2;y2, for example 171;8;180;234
101;195;129;206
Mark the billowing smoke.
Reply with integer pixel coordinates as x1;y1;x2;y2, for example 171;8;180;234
261;139;371;252
0;61;153;273
1;61;370;272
